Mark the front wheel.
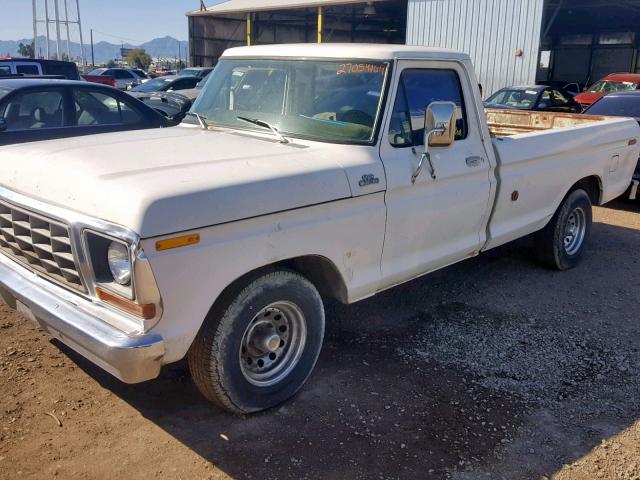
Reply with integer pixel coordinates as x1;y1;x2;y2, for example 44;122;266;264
188;270;325;414
534;188;592;270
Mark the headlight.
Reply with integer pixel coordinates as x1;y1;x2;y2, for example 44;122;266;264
107;241;132;285
83;231;134;298
82;229;163;330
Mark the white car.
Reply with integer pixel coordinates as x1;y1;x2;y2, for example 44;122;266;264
0;44;638;414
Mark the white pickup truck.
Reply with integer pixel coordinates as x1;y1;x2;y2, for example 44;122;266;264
0;44;638;414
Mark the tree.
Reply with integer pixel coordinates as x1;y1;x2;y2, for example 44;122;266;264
176;60;186;71
126;49;152;70
17;42;35;58
106;59;117;68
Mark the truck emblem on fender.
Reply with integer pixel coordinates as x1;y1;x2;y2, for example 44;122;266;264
359;174;380;187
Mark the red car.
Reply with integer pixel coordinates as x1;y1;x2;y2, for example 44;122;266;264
575;73;640;108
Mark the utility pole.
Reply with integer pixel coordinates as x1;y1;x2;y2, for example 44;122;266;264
76;0;85;66
32;0;38;58
63;0;71;60
53;0;62;59
90;28;94;66
44;0;51;59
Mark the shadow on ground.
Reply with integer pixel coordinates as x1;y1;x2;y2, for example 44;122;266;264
57;218;640;480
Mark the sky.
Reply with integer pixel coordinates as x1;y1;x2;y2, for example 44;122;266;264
0;0;218;43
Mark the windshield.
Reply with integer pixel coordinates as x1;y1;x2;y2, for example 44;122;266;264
88;68;107;76
131;77;173;92
486;89;539;109
585;96;640;117
0;87;11;102
188;58;388;143
587;80;638;94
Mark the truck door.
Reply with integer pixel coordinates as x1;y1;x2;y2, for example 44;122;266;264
378;60;493;287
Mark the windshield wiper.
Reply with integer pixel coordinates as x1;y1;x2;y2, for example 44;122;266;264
186;111;208;130
237;116;289;144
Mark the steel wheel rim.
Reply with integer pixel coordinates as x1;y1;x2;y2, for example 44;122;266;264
239;301;307;387
563;206;586;255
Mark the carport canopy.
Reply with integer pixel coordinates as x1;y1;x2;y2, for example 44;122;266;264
189;0;388;15
187;0;407;66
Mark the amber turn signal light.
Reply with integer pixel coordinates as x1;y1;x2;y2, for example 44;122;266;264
96;287;156;320
155;233;200;252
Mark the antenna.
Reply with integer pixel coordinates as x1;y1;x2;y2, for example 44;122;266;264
32;0;85;65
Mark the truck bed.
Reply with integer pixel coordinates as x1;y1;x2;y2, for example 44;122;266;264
486;108;608;137
485;113;640;251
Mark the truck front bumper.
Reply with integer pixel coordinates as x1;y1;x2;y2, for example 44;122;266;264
0;254;165;383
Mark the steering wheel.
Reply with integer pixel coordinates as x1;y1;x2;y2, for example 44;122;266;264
337;108;374;127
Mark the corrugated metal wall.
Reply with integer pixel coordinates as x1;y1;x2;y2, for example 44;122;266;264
406;0;545;95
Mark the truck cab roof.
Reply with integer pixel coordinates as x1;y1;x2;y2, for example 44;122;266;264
222;43;470;62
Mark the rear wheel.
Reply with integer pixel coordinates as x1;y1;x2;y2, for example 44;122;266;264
188;270;325;414
534;188;592;270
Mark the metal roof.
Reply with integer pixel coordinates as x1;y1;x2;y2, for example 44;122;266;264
188;0;385;15
222;43;469;61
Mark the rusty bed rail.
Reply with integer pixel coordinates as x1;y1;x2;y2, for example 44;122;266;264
485;108;608;137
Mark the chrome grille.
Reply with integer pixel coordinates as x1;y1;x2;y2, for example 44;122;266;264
0;200;85;292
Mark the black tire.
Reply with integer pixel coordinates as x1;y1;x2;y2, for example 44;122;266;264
534;188;592;270
187;270;325;414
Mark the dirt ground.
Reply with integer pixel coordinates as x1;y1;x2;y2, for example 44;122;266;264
1;199;639;480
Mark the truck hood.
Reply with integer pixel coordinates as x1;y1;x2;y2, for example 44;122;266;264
0;126;353;238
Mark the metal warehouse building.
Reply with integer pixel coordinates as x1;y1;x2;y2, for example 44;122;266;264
188;0;640;94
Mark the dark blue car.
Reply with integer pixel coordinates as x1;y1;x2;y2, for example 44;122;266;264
0;79;174;146
584;91;640;200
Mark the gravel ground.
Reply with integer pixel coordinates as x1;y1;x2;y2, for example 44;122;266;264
1;199;639;479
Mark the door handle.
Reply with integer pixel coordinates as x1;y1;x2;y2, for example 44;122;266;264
466;156;484;167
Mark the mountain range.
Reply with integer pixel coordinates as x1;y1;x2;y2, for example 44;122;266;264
0;35;189;64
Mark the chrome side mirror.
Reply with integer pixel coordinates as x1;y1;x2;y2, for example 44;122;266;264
0;117;6;132
425;101;456;147
412;101;457;183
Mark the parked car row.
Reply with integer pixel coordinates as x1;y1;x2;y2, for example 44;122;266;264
0;59;212;145
0;78;174;145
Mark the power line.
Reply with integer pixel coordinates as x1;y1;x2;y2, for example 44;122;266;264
88;29;147;45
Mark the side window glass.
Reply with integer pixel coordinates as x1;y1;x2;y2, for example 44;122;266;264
43;63;78;79
539;90;552;106
388;79;413;147
16;64;40;75
552;90;569;105
389;69;468;148
172;79;195;90
2;90;64;131
73;90;142;125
